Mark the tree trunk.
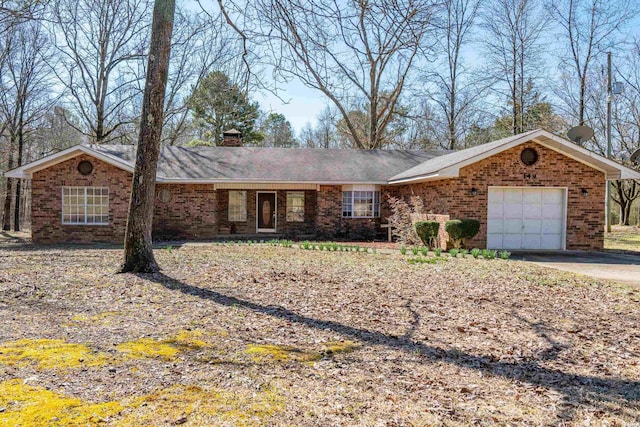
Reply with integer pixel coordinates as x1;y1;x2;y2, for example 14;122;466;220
622;200;632;226
120;0;175;273
2;138;15;231
14;109;25;232
2;178;13;231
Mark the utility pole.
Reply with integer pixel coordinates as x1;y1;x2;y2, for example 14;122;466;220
606;52;612;233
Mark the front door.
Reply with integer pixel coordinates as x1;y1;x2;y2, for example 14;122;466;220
257;192;276;232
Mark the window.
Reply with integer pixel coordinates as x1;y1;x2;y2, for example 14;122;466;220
520;148;538;166
228;191;247;221
77;160;93;175
62;187;109;225
286;192;305;222
157;189;172;203
342;191;380;218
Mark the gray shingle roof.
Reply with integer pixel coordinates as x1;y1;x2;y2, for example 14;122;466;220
388;130;540;181
90;145;447;182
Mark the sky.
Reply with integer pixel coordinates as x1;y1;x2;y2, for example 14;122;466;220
189;0;640;135
255;81;326;134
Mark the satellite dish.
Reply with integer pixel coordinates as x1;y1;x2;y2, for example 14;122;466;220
631;148;640;165
567;125;595;146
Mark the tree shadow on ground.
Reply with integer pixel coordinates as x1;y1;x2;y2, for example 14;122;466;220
142;271;640;422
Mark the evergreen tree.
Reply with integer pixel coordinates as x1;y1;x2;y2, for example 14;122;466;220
187;71;261;145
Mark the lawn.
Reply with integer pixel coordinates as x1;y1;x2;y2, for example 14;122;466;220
0;243;638;426
605;226;640;253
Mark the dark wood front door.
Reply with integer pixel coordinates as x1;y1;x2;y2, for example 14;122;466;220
257;192;276;231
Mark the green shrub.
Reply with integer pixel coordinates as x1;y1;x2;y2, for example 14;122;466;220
482;249;497;260
445;219;480;248
471;248;481;259
400;246;407;255
434;247;442;257
499;250;511;260
411;247;419;255
449;248;459;257
460;249;468;258
414;221;440;248
420;247;428;256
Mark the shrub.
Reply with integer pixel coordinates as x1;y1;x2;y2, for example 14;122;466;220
482;249;497;259
499;250;511;260
471;248;481;259
449;248;459;257
414;221;440;248
445;219;480;248
460;249;468;258
434;247;442;257
420;247;428;256
400;246;407;255
411;247;419;255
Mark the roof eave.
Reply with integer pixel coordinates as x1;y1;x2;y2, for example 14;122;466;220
157;178;390;185
3;145;135;179
388;172;452;185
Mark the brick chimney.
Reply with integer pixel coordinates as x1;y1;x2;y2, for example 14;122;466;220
221;129;243;147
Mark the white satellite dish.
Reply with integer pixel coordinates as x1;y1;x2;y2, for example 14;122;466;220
630;148;640;165
567;125;594;146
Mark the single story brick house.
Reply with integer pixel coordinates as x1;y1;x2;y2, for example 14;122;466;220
5;129;639;250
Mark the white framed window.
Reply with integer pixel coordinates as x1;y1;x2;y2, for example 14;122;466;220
62;187;109;225
228;191;247;221
286;192;305;222
342;190;380;218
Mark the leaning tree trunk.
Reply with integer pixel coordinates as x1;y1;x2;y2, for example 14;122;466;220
120;0;175;273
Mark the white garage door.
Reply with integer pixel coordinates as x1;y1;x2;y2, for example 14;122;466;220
487;187;566;250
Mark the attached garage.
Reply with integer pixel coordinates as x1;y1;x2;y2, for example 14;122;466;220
487;187;566;250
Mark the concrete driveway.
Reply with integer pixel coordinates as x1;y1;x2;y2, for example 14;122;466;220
512;251;640;287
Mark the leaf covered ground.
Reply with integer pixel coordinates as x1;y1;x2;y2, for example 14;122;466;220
0;243;638;426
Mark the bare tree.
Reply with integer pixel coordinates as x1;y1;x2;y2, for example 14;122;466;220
0;0;44;34
482;0;545;135
547;0;636;126
49;0;150;143
251;0;434;149
609;39;640;225
429;0;482;149
121;0;175;273
0;20;55;231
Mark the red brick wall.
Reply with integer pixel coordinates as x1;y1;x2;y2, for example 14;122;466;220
315;185;383;239
30;142;605;248
396;142;605;250
153;184;217;240
215;189;317;237
31;155;132;243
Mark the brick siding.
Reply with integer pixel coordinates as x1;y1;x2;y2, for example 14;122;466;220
31;155;132;243
395;142;605;250
153;184;217;240
29;142;606;248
